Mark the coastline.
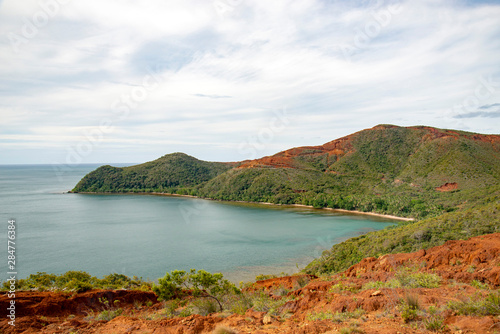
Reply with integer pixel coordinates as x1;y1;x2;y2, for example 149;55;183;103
69;191;415;222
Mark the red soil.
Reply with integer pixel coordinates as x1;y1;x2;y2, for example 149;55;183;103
435;183;459;192
237;125;500;170
2;233;500;333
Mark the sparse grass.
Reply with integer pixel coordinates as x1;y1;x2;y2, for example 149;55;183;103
424;315;446;332
448;291;500;316
394;267;441;288
223;293;253;315
306;308;365;323
294;275;311;289
255;272;289;281
273;285;290;296
339;325;365;334
190;298;218;316
399;295;421;323
362;279;401;290
361;267;441;290
250;291;293;316
470;280;489;290
329;282;360;294
95;308;122;321
212;325;238;334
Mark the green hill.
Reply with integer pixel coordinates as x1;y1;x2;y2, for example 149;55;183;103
305;198;500;275
72;125;500;219
72;153;233;194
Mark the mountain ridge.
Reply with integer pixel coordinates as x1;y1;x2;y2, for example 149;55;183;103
72;124;500;219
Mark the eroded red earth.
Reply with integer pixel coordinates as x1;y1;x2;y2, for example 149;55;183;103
1;233;500;333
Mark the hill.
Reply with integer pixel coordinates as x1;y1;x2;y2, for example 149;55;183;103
72;153;234;193
72;125;500;219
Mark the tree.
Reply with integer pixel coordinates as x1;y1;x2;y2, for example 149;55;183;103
152;269;239;312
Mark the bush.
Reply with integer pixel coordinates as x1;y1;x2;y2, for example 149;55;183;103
95;308;122;321
399;295;420;323
153;269;239;312
250;291;293;316
394;267;441;289
448;292;500;316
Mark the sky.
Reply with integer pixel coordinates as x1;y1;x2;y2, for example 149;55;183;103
1;0;499;165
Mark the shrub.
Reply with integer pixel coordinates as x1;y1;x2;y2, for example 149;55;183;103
306;308;365;322
95;308;122;321
212;325;238;334
329;282;360;294
399;295;420;323
190;298;218;316
470;280;489;290
153;269;239;312
394;267;441;289
250;291;292;316
424;315;445;332
448;292;500;316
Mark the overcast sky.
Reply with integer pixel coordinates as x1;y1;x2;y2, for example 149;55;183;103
1;0;499;165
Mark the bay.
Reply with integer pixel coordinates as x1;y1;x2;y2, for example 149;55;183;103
0;164;396;282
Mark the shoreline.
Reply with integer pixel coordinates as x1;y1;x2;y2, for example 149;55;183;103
69;191;415;222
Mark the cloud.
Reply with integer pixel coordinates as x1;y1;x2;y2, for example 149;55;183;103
1;0;500;164
193;94;233;99
453;103;500;118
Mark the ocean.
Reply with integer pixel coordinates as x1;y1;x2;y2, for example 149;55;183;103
0;164;395;283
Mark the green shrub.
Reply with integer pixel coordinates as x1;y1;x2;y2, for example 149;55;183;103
399;296;420;323
448;292;500;316
329;282;360;294
96;308;122;321
424;315;445;332
307;308;365;323
394;267;441;289
212;325;238;334
190;298;218;316
250;291;292;316
153;269;239;312
470;280;489;290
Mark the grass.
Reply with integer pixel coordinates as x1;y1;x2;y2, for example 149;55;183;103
399;295;421;323
212;326;238;334
95;308;122;321
1;271;153;292
470;280;489;290
361;267;441;291
448;292;500;316
306;200;500;275
250;291;293;316
424;315;446;332
329;282;360;294
306;308;365;322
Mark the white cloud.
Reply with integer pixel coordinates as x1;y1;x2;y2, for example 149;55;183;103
1;0;499;164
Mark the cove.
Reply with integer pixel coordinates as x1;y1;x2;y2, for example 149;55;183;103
0;164;397;283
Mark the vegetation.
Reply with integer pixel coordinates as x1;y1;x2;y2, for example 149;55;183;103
72;125;500;220
305;200;500;275
152;269;239;311
1;271;152;292
72;153;233;194
448;291;500;316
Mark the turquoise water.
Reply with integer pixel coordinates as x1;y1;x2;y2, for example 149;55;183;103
0;164;396;282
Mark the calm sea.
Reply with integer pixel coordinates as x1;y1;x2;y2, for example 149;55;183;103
0;164;395;282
